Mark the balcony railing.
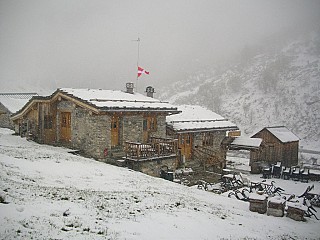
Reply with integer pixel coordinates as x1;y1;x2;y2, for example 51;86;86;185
125;138;178;160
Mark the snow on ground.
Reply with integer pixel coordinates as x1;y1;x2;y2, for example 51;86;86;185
0;128;319;239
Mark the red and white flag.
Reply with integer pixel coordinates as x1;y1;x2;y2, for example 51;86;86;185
137;66;150;78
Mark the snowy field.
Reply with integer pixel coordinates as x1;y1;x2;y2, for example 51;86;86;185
0;128;319;240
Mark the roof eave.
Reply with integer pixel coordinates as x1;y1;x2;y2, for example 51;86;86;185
99;108;180;114
173;126;239;134
11;96;49;121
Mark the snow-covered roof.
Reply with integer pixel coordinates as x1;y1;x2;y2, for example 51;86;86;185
0;93;38;113
170;120;238;132
266;126;300;143
166;105;238;132
166;105;225;122
230;137;262;149
59;88;178;111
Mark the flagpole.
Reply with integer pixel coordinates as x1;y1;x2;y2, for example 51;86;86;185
134;37;140;93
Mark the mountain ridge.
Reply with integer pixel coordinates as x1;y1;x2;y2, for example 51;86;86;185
160;33;320;149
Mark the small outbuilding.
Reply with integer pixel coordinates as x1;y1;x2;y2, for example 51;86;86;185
0;93;37;129
250;126;299;168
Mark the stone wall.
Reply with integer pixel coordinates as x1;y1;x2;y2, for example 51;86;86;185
0;104;12;129
122;115;143;143
149;115;167;139
126;155;177;177
122;114;167;144
193;131;226;150
249;195;268;214
56;100;110;159
73;108;109;159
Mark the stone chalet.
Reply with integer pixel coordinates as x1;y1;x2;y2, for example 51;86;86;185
0;93;37;129
166;105;240;172
10;84;180;176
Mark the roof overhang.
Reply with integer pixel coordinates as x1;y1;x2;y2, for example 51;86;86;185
168;125;239;134
229;137;263;151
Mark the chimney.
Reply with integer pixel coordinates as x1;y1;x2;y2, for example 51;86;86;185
126;82;134;94
145;86;155;98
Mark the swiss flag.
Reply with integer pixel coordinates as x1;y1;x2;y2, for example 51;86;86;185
137;66;150;78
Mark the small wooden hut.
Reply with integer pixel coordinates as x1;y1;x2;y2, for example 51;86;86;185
250;126;299;168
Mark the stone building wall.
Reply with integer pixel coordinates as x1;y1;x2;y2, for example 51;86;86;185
122;115;143;143
122;114;167;144
193;131;226;149
193;131;227;157
0;104;12;129
149;115;167;139
127;156;177;177
73;108;109;159
57;100;110;159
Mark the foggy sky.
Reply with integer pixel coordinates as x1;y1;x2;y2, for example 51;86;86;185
1;0;320;94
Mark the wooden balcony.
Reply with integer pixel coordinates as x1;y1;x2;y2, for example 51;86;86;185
125;138;178;160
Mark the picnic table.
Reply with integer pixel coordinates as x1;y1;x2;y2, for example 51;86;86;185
250;180;275;195
221;173;243;190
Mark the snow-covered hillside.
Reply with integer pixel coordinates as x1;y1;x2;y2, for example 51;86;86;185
0;128;319;239
160;33;320;150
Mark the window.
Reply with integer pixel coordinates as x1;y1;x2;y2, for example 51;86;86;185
150;117;157;131
203;132;214;146
61;115;67;128
143;119;148;131
44;115;53;129
185;134;190;144
111;119;118;129
143;116;157;132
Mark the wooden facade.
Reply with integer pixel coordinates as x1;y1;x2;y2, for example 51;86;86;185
250;126;299;168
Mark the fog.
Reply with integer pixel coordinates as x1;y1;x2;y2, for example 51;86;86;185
1;0;319;94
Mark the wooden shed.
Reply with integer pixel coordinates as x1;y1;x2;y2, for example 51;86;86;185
250;126;299;168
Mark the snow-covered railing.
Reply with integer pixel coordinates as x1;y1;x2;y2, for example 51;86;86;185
125;138;177;160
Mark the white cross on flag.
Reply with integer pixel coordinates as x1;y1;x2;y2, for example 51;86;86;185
137;66;150;78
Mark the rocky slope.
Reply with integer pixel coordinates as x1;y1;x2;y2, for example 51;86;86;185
160;33;320;149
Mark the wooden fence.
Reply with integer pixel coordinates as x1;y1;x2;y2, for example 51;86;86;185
125;138;177;160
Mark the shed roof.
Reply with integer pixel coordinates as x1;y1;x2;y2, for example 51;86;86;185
0;93;38;113
166;105;238;132
265;126;300;143
230;137;262;149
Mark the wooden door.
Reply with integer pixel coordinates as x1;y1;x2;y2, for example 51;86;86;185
143;116;157;143
179;133;192;159
143;118;149;142
111;116;119;147
60;112;71;142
